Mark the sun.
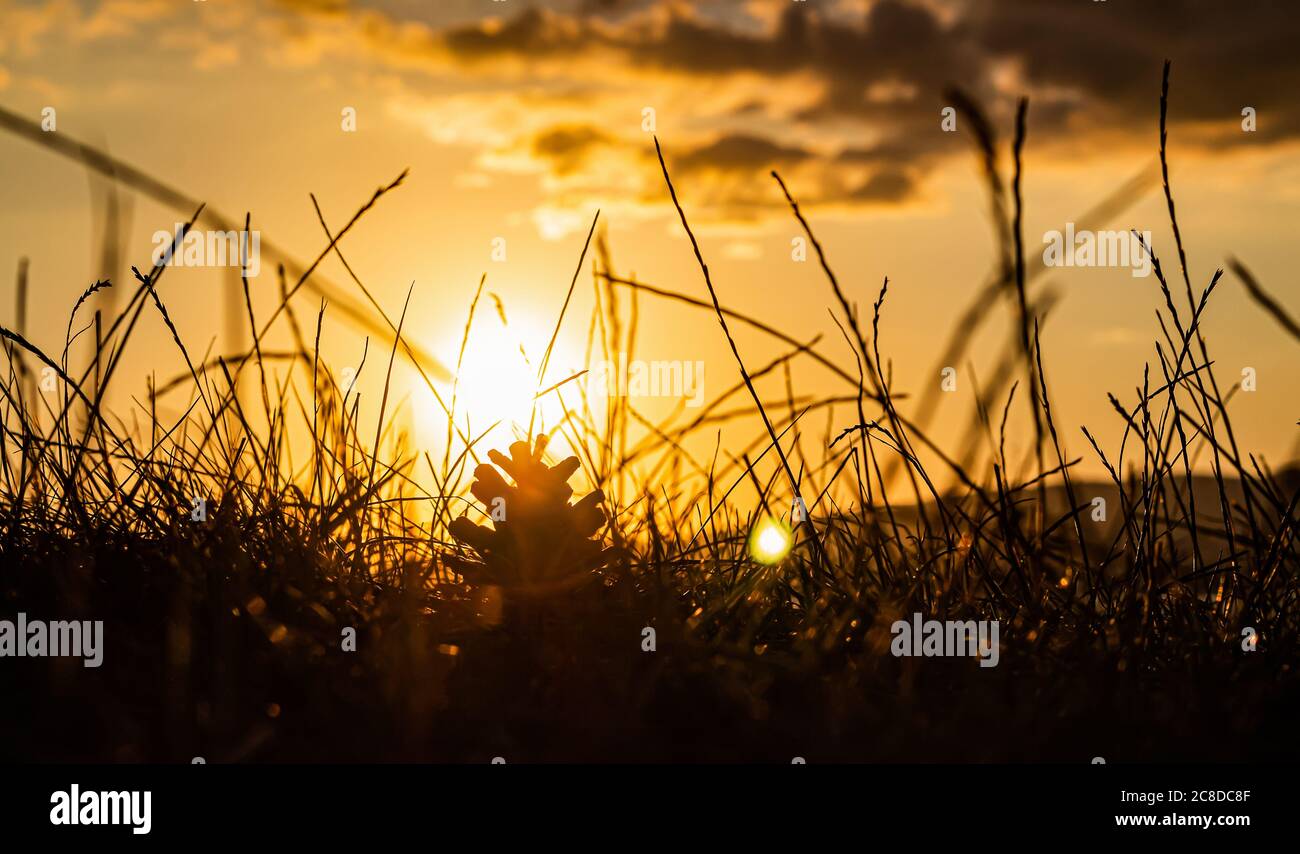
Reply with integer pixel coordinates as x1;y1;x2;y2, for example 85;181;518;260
447;319;540;431
749;517;793;565
432;308;592;451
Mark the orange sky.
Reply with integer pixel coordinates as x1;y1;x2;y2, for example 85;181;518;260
1;0;1297;493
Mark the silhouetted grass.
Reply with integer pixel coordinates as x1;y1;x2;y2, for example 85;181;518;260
0;65;1297;762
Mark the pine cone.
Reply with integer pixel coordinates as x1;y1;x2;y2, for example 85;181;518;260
449;435;609;595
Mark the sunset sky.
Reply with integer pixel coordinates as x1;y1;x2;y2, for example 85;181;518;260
2;0;1297;487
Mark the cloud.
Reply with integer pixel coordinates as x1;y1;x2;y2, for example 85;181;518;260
850;169;915;203
352;2;989;226
674;134;813;176
443;7;592;59
531;124;617;176
10;0;1298;234
968;0;1300;140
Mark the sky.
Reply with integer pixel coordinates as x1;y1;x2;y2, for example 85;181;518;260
1;0;1298;492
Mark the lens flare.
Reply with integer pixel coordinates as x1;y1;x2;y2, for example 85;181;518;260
749;517;792;564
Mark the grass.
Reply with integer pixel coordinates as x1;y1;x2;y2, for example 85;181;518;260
1;63;1297;762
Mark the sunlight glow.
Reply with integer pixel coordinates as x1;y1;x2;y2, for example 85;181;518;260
429;307;592;457
447;319;541;431
749;517;793;565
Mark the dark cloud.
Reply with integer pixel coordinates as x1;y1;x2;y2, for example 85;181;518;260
850;169;915;203
277;0;349;11
968;0;1300;139
415;0;1300;217
432;2;974;209
434;1;1300;136
443;8;596;59
531;125;616;175
675;134;813;176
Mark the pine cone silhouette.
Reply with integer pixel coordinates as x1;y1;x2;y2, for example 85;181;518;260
449;435;609;595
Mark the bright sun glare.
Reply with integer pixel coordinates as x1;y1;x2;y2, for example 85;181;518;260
450;323;539;429
433;310;590;452
749;518;793;565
